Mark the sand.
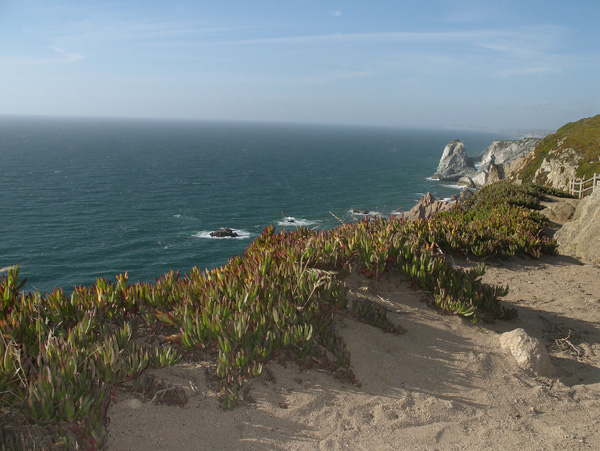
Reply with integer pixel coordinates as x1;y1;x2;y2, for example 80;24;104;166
104;250;600;450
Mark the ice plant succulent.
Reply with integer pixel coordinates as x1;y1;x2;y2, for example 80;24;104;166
0;182;558;447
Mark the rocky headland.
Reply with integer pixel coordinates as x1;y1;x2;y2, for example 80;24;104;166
514;114;600;190
424;115;600;265
432;137;541;188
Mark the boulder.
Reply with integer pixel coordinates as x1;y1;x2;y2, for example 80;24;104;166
210;228;239;238
457;188;475;203
432;140;476;181
539;197;579;226
396;192;454;221
471;171;489;187
457;176;476;188
449;189;475;203
499;328;555;377
485;163;504;186
555;188;600;265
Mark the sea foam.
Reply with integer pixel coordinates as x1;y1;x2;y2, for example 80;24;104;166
194;229;251;240
277;216;320;227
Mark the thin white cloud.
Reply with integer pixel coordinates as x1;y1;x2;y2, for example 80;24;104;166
203;31;475;46
51;47;85;63
225;69;375;85
198;25;564;47
0;47;84;65
500;66;557;78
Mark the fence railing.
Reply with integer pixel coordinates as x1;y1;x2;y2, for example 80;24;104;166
569;173;600;199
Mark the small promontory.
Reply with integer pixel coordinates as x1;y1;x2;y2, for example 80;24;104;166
432;137;541;187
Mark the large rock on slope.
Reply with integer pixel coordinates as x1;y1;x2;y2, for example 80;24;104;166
499;328;555;377
432;140;476;181
555;188;600;265
396;192;456;221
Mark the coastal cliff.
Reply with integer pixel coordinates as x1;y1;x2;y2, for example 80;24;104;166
433;137;541;187
478;138;540;171
513;114;600;190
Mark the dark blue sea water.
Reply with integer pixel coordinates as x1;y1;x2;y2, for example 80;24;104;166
0;116;509;294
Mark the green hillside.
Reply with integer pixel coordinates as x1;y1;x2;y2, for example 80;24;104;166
517;114;600;183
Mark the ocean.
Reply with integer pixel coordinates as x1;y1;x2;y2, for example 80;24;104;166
0;116;509;294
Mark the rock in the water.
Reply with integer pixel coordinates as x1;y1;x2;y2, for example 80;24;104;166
433;140;476;181
499;328;555;377
555;188;600;265
210;228;239;238
396;192;454;221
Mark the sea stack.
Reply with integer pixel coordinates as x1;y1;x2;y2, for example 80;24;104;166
432;140;476;181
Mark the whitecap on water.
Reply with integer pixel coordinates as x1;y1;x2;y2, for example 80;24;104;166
193;229;251;240
442;184;468;190
277;216;319;227
348;209;383;218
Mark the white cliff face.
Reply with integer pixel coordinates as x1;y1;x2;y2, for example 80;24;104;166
433;140;476;181
433;138;539;187
555;188;600;265
534;148;582;191
479;138;540;171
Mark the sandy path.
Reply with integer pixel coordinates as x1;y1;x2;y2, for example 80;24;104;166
106;254;600;450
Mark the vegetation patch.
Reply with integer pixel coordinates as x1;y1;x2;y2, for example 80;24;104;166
1;182;557;448
517;114;600;183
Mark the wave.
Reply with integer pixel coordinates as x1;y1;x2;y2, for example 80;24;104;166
193;229;252;240
277;216;320;227
348;209;383;218
442;184;468;190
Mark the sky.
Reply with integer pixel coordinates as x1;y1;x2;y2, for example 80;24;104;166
0;0;599;131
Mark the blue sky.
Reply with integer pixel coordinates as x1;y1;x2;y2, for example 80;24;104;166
1;0;598;130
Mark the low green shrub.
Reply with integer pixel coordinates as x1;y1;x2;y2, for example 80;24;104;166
0;181;555;447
